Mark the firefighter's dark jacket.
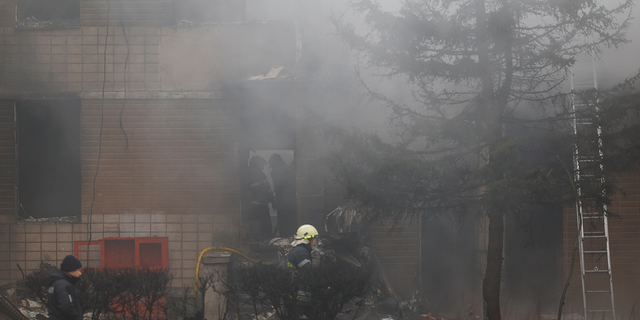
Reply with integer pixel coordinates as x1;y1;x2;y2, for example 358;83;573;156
47;271;83;320
287;242;314;306
287;243;313;271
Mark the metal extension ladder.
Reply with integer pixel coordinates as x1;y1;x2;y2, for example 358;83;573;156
570;55;616;320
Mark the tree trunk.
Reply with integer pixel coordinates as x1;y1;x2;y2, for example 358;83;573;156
483;207;504;320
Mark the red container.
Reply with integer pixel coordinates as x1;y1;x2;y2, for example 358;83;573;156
74;236;169;270
74;237;169;319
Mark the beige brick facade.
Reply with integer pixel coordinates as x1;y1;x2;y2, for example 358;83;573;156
0;0;423;301
0;0;283;289
0;98;242;287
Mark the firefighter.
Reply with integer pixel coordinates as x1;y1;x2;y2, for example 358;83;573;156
269;153;297;237
287;224;318;319
47;255;83;320
242;156;276;241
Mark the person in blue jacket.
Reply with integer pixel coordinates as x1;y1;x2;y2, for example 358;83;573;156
47;255;83;320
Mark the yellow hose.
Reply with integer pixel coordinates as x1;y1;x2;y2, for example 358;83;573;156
194;247;261;297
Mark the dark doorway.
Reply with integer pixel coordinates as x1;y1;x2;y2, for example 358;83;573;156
16;100;81;218
239;101;298;242
250;149;297;237
503;204;563;314
421;214;481;312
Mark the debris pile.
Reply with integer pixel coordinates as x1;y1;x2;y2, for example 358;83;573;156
0;281;46;320
246;203;432;320
18;216;80;223
15;17;80;30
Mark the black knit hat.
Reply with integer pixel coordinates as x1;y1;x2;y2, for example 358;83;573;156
60;255;82;272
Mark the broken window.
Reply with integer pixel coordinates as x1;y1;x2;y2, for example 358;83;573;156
16;0;80;30
16;100;81;219
176;0;246;24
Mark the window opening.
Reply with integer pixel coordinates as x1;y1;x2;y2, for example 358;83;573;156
16;100;81;219
16;0;80;30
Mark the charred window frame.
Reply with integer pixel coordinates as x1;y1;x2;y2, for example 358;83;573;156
16;0;80;30
15;100;81;219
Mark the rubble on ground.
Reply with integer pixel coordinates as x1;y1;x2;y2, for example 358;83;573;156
0;282;45;320
242;203;432;320
18;216;80;223
15;17;80;30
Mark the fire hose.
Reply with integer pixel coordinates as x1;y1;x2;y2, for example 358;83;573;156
193;247;261;298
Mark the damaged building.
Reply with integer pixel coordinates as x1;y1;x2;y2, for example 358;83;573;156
0;0;639;319
0;0;420;314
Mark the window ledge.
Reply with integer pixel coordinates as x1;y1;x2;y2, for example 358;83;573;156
15;216;81;224
15;18;80;31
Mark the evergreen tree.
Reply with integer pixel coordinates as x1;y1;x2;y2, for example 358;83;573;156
331;0;636;319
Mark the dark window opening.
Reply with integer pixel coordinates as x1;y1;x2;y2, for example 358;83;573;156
16;100;81;219
16;0;80;30
175;0;246;24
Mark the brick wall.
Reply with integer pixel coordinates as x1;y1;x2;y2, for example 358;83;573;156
562;172;640;317
370;221;421;300
0;2;295;94
0;25;162;93
0;99;242;287
606;173;640;316
0;0;299;293
0;0;410;299
80;0;173;27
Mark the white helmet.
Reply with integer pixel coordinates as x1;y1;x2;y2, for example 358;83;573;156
295;224;318;240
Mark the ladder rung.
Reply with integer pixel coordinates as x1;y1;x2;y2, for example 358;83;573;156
582;215;604;219
579;156;600;161
577;169;598;173
583;235;607;239
587;310;613;312
585;269;610;273
584;250;607;254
